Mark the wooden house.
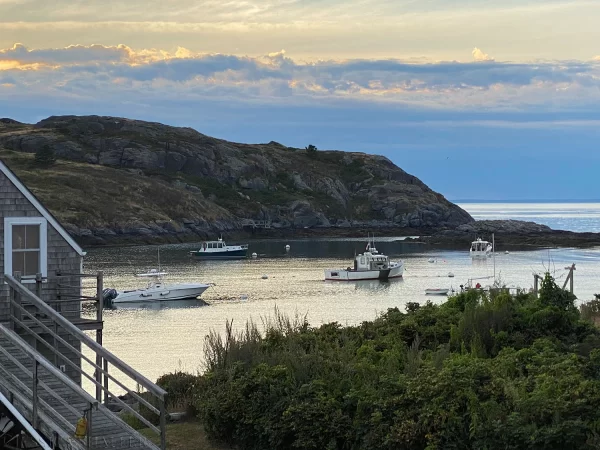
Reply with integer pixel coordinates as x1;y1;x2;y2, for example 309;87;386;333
0;158;168;449
0;159;85;323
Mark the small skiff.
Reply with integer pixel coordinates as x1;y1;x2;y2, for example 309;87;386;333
425;288;450;295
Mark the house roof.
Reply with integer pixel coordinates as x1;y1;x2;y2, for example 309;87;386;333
0;159;85;256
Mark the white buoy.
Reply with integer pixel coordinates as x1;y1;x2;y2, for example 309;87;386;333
505;250;510;254
448;272;454;278
428;258;435;263
285;244;291;252
251;252;258;259
261;274;268;279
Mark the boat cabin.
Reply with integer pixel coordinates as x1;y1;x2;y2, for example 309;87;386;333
204;240;227;250
354;252;391;271
470;238;491;252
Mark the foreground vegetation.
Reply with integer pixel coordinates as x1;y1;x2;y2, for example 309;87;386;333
139;419;232;450
157;274;600;449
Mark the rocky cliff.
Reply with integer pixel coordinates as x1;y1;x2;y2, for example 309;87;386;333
0;115;473;245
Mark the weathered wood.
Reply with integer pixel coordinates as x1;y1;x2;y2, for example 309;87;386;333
0;333;161;449
6;275;166;398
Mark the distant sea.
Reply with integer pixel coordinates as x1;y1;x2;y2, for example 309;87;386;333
456;201;600;233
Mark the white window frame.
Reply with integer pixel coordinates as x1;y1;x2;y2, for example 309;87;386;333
4;217;48;283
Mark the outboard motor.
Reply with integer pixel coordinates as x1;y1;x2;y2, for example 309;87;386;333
102;288;118;307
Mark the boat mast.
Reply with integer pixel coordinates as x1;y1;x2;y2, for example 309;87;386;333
492;233;495;282
158;247;161;273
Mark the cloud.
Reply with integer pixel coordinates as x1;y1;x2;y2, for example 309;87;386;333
0;43;133;64
472;47;494;62
1;43;600;115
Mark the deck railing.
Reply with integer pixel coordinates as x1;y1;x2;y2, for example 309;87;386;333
6;273;168;449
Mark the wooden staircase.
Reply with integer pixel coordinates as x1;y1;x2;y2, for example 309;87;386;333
0;274;167;449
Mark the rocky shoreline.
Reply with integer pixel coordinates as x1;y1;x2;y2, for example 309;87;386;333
412;220;600;249
69;218;600;249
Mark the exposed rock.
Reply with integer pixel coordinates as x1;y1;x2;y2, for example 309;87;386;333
417;220;600;249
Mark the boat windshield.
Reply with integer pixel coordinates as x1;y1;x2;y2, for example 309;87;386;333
472;242;486;251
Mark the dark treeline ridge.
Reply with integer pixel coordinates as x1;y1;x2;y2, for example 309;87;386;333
158;274;600;450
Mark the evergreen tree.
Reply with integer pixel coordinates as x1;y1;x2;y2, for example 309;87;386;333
35;145;57;167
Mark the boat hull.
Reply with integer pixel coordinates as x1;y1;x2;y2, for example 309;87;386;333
324;262;404;281
112;284;210;304
425;289;449;295
191;249;248;260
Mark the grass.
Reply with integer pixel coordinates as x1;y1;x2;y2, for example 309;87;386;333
139;419;233;450
0;150;231;228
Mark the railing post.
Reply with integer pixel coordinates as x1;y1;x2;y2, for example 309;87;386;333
103;359;109;405
86;404;93;450
95;272;104;402
13;272;22;330
32;359;39;429
159;397;167;450
35;272;43;300
9;285;15;331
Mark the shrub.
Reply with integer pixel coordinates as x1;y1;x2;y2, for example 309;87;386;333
34;145;57;167
157;370;198;413
188;274;600;450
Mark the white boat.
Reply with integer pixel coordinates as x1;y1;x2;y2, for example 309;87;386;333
324;239;404;281
190;237;248;260
425;288;450;295
470;238;493;258
104;269;211;304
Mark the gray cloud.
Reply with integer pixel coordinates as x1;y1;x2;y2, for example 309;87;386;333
0;43;130;63
2;44;600;113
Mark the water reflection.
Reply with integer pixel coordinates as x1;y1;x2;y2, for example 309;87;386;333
109;299;208;310
352;279;403;291
471;258;491;267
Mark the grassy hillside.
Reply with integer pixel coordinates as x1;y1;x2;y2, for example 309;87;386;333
1;150;230;228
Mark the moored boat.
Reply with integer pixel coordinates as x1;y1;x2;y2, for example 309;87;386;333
103;269;211;304
324;239;404;281
190;237;248;260
470;238;492;259
425;288;450;295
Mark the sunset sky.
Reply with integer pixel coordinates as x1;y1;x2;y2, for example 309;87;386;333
1;0;600;200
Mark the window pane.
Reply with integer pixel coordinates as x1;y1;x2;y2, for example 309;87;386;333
12;252;25;275
25;225;40;249
12;225;25;249
24;251;40;276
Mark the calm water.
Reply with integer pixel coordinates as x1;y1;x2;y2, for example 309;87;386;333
458;201;600;232
80;235;600;390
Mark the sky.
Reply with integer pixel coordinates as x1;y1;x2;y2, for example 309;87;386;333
1;0;600;200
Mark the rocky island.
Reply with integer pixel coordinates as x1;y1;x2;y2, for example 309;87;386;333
0;115;598;248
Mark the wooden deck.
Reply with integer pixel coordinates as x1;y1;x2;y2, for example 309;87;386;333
0;331;160;450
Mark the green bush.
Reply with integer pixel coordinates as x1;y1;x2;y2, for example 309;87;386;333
188;274;600;449
157;370;198;413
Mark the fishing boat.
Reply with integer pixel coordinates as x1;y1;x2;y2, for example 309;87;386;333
324;238;404;281
470;238;493;258
190;237;248;260
103;269;212;304
425;288;450;295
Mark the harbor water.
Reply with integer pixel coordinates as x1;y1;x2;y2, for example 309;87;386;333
81;234;600;387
